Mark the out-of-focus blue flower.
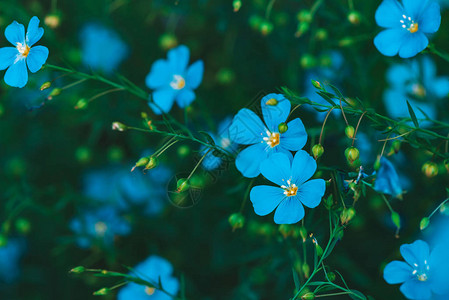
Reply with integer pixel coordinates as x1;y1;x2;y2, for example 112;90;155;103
0;16;49;88
117;255;179;300
374;157;403;198
70;206;131;249
80;23;128;74
384;56;449;122
201;117;237;171
0;238;25;283
146;45;204;114
384;240;449;299
250;151;325;224
229;93;307;178
374;0;441;58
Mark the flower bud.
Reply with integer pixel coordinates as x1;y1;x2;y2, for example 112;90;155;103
295;22;310;37
75;146;91;163
312;144;324;159
391;211;401;231
278;123;288;134
159;33;178;51
278;224;292;238
297;10;312;23
177;178;190;192
338;37;354;47
260;21;273;36
216;68;235;85
45;14;61;29
422;161;438;178
265;98;278;106
15;218;31;234
132;157;150;171
340;207;356;224
374;156;381;171
70;266;86;274
249;15;263;30
93;288;110;296
177;145;191;158
391;140;401;154
440;203;449;215
145;156;158;170
327;271;336;282
233;0;242;12
301;292;315;300
302;263;310;278
345;125;355;139
299;226;307;242
444;160;449;173
345;147;360;163
347;11;361;25
311;80;322;89
112;122;127;131
40;81;52;90
420;217;430;231
48;88;62;97
315;243;324;257
228;213;245;230
315;28;328;41
75;98;88;110
300;54;316;69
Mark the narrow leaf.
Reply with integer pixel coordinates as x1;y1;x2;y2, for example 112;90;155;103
406;100;419;128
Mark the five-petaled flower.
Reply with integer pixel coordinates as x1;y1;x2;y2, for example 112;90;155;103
384;240;449;299
146;45;204;114
229;93;307;178
250;151;325;224
0;16;49;88
374;0;441;58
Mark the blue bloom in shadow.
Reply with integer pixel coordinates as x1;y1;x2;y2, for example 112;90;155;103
146;45;204;114
250;151;325;224
374;157;403;198
118;255;179;300
229;93;307;178
0;16;49;88
0;238;25;283
374;0;441;58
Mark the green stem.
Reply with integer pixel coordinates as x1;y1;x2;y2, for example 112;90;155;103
428;44;449;63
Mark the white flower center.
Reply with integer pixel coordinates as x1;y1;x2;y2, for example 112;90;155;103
411;260;430;282
411;83;426;98
400;15;418;33
94;221;108;236
262;130;280;148
220;137;231;149
281;179;298;197
170;75;186;90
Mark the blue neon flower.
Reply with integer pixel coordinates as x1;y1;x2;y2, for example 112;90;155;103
0;238;25;283
374;0;441;58
374;157;403;198
117;255;179;300
384;56;449;122
229;93;307;178
69;206;131;249
384;240;449;299
250;151;325;224
0;16;49;88
146;45;204;114
80;23;128;74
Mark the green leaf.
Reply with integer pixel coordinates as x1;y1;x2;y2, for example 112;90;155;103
317;91;337;106
291;267;300;290
198;131;216;146
349;289;367;300
406;100;419;128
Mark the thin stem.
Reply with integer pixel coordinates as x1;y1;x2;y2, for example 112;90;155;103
351;111;366;147
239;178;255;213
265;0;277;19
319;108;334;144
428;44;449;63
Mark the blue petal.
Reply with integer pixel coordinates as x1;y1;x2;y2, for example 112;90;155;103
229;109;266;145
399;280;432;300
398;32;428;58
145;59;171;89
400;240;430;267
419;2;441;33
273;197;305;224
5;21;25;45
383;261;413;284
429;244;449;295
4;59;28;88
291;150;317;186
27;46;49;73
0;47;18;70
186;60;204;89
374;157;403;197
421;56;436;85
261;93;290;132
374;29;407;57
403;0;430;20
386;64;413;88
202;152;222;171
149;89;177;114
175;88;195;108
26;16;44;47
432;77;449;98
259;152;292;186
168;45;190;74
250;185;285;216
298;179;325;208
280;118;307;151
235;143;268;178
375;0;405;28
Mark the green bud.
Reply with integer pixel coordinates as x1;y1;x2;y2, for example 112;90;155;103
315;243;324;257
15;218;31;234
70;266;86;274
327;271;336;282
440;203;449;215
278;224;292;238
0;235;7;247
145;156;158;170
40;81;52;90
345;126;355;139
315;28;328;41
75;146;91;163
177;145;191;157
312;144;324;159
301;292;315;300
75;98;88;110
159;33;178;51
420;217;430;230
299;226;307;242
216;68;235;85
345;147;360;163
249;15;263;30
347;11;361;25
228;213;245;230
422;161;438;178
302;263;310;278
374;156;381;171
324;194;333;210
48;88;62;98
340;207;356;224
295;22;310;37
107;146;124;162
93;288;110;296
260;20;273;36
300;54;316;69
177;178;190;192
391;140;401;153
233;0;242;12
132;157;150;172
311;80;322;89
444;160;449;173
297;10;312;23
265;97;278;106
391;212;401;230
112;122;127;131
338;37;354;47
278;123;288;134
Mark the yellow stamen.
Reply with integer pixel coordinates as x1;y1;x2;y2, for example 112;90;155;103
417;274;428;282
412;83;426;98
170;75;186;90
263;131;280;148
145;286;156;295
16;42;30;57
409;23;418;33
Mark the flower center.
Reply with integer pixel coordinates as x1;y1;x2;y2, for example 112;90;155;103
412;261;430;282
94;221;108;236
170;75;186;90
412;83;426;98
263;131;280;148
145;286;156;296
16;42;30;58
221;137;231;149
400;15;418;33
281;180;298;197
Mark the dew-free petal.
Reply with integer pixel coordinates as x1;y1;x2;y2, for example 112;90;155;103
419;2;441;33
235;143;268;178
250;185;285;216
5;21;25;45
26;16;44;47
298;179;325;208
375;0;404;28
261;93;290;132
150;89;177;114
399;280;432;300
27;45;48;73
374;29;407;57
186;60;204;89
229;109;266;145
146;59;171;89
176;88;195;108
168;45;189;74
398;32;428;58
383;261;413;284
273;197;305;224
400;240;430;267
291;150;317;186
4;59;28;88
0;47;18;70
280;118;307;151
259;152;291;186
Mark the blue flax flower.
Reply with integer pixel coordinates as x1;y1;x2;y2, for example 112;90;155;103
374;0;441;58
0;238;25;283
146;45;203;114
0;16;49;88
384;56;449;122
374;157;403;198
70;206;131;249
384;240;449;299
118;255;179;300
250;151;325;224
229;93;307;178
80;23;128;74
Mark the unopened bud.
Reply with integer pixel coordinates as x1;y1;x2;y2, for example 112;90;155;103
45;14;61;29
420;217;430;231
49;88;62;97
301;292;315;300
315;28;328;41
278;123;288;134
422;161;438;178
130;157;150;172
297;10;312;23
302;263;310;278
70;266;86;274
144;156;158;170
345;126;355;139
278;224;292;238
93;288;110;296
40;81;51;90
391;140;401;153
311;80;322;89
233;0;242;12
345;147;360;163
177;145;191;157
299;226;307;242
177;178;190;192
159;33;178;51
347;11;361;25
340;207;356;224
327;272;336;282
112;122;127;131
391;212;401;231
312;144;324;159
374;156;381;171
300;54;316;69
75;98;88;110
260;21;273;36
295;22;310;37
265;98;278;106
338;37;354;47
15;218;31;234
228;213;245;230
75;146;91;163
444;160;449;173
